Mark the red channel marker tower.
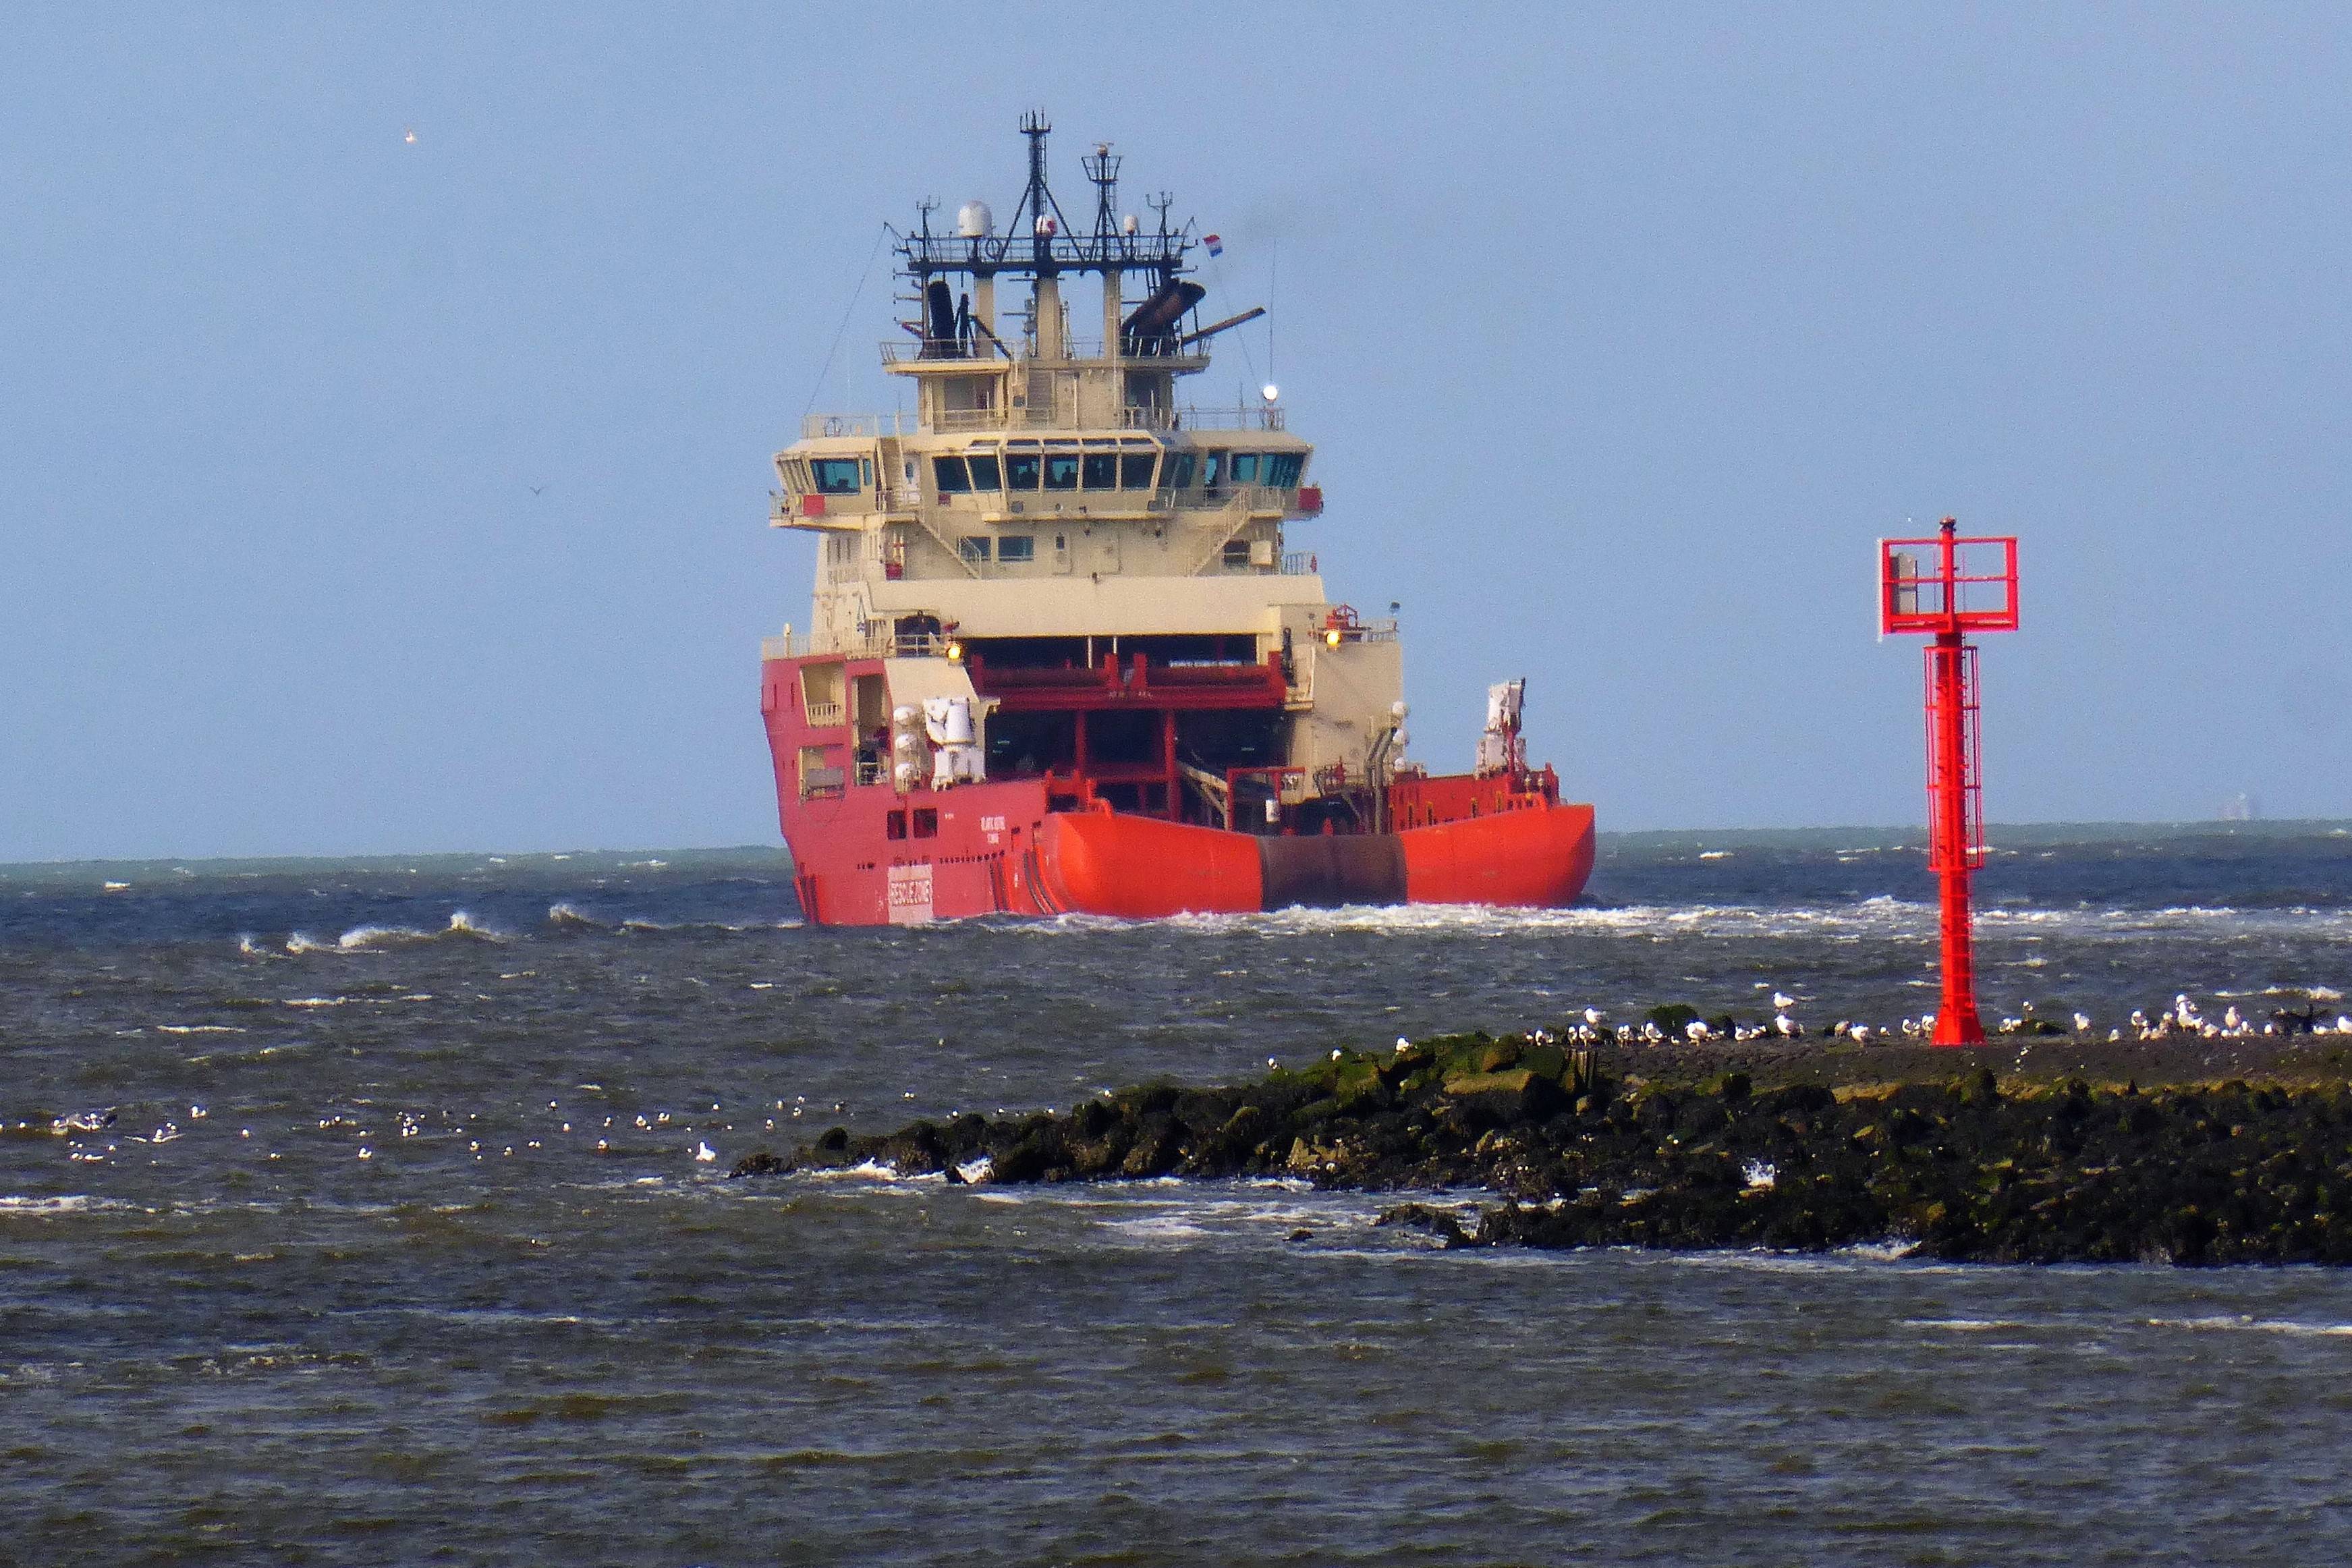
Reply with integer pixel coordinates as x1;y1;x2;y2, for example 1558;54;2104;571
1879;518;2019;1046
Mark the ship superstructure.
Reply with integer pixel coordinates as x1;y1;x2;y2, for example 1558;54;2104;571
761;117;1592;924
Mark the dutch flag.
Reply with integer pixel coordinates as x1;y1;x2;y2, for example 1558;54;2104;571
1203;233;1223;258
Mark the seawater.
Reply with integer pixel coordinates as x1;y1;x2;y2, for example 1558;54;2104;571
5;827;2352;1563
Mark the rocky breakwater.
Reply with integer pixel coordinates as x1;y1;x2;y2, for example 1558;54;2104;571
733;1032;2352;1266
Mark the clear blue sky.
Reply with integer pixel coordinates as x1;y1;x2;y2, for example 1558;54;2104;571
6;5;2348;860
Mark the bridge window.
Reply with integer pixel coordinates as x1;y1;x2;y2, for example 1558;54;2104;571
1223;539;1251;571
1044;453;1080;491
912;808;939;839
1005;451;1041;489
959;536;991;565
1229;453;1260;484
885;810;907;841
1120;453;1156;488
966;453;1002;489
811;458;864;495
1166;453;1196;488
1266;453;1303;487
1200;452;1223;488
932;456;970;493
998;534;1036;563
1081;453;1118;490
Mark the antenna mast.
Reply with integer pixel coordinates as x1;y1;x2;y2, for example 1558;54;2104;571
1018;110;1067;271
1084;141;1122;244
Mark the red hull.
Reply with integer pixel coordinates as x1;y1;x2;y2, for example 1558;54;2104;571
764;656;1594;926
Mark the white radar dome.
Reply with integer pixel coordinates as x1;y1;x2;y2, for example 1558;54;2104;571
955;200;993;237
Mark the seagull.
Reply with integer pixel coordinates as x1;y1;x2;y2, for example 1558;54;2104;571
1771;992;1798;1012
2073;1012;2093;1034
2129;1009;2150;1032
1685;1020;1712;1042
2223;1005;2245;1034
403;128;417;144
529;484;545;496
1774;1012;1796;1037
1850;1025;1872;1044
693;1141;717;1163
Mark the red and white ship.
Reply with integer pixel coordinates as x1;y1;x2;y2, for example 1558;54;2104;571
760;117;1593;924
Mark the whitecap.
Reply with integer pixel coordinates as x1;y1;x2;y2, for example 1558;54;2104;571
0;1194;130;1215
2147;1316;2352;1337
333;925;432;951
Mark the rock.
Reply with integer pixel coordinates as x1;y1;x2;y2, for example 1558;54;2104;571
728;1150;788;1179
1440;1067;1568;1130
1478;1039;1524;1073
1374;1203;1469;1245
1119;1121;1183;1177
1644;1003;1700;1036
746;1030;2352;1268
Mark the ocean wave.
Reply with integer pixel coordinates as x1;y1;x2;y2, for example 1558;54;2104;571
0;1194;136;1216
281;912;511;953
1011;899;2352;945
544;903;799;936
2146;1316;2352;1337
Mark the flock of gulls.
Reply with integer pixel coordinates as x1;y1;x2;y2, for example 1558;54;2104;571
1553;991;2352;1048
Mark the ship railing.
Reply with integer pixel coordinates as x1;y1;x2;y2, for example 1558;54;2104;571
1168;404;1287;431
798;764;846;802
896;230;1189;273
803;701;845;728
881;337;1208;370
824;623;953;661
800;412;921;440
802;404;1291;440
1281;552;1319;576
762;628;953;662
1329;617;1401;645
